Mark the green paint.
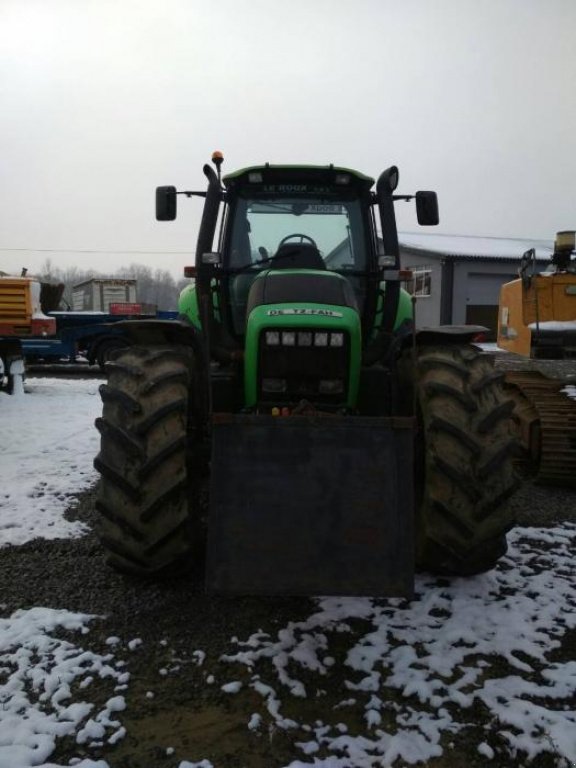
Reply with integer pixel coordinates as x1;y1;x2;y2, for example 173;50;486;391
372;285;414;338
178;283;201;328
181;273;413;408
395;287;414;329
178;280;221;328
244;302;361;408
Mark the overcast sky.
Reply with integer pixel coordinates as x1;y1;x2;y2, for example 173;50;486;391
1;0;575;279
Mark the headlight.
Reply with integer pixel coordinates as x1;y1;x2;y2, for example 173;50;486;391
319;379;345;394
330;333;344;347
265;331;280;346
314;332;328;347
282;331;296;346
298;332;313;346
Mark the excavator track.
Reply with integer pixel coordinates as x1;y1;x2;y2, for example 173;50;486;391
504;370;576;487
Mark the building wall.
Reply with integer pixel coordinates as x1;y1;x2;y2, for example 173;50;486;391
452;262;523;338
399;243;549;336
451;261;519;325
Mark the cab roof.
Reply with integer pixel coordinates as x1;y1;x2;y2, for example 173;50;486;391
223;164;375;192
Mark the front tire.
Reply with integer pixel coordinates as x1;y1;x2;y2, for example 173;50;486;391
94;345;205;574
413;344;520;575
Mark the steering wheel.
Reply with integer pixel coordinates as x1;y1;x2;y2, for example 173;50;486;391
278;234;318;248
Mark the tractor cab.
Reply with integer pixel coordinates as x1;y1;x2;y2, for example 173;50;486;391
161;157;439;414
219;165;377;338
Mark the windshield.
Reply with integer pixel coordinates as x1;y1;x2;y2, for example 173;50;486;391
227;197;367;271
225;195;370;335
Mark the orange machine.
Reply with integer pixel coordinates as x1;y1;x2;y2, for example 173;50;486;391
498;231;576;358
0;276;58;393
0;276;57;338
497;231;576;486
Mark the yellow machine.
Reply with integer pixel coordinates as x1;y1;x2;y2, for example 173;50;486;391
498;230;576;358
497;231;576;486
0;276;57;338
0;275;60;393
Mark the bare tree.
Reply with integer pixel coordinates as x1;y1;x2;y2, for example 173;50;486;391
118;263;180;309
32;260;183;312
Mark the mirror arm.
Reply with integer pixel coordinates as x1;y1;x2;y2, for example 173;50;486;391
177;190;207;198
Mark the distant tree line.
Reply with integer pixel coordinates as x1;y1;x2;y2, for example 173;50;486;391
37;259;188;310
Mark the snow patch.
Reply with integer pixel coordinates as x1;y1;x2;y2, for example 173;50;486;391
0;378;101;547
0;607;127;768
221;681;242;694
223;525;576;767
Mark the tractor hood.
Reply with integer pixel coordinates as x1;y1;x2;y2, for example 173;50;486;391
244;270;362;409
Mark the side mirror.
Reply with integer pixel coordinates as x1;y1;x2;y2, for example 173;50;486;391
156;186;177;221
415;191;439;226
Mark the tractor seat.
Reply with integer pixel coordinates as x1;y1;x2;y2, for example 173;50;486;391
271;244;326;270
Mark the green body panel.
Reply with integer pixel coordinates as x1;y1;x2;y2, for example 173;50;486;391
179;279;414;334
244;301;361;409
178;271;413;410
178;283;201;328
178;281;221;328
371;285;414;338
395;288;414;329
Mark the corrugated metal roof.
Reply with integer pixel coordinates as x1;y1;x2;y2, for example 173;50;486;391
398;232;553;262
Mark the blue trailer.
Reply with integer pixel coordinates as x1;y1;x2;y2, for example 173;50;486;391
20;310;178;369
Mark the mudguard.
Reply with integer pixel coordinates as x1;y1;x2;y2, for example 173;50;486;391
109;318;203;352
415;325;488;344
206;413;415;597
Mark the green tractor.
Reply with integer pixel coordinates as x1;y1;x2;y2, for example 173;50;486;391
94;154;519;596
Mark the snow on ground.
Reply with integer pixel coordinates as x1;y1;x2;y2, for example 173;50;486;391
0;379;102;547
0;608;126;768
1;376;575;767
220;525;576;767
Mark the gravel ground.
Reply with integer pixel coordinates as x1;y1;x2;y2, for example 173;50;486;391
1;477;575;767
0;483;316;767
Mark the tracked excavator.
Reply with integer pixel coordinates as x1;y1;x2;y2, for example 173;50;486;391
497;231;576;486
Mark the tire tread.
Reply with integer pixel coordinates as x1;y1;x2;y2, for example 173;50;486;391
415;344;520;574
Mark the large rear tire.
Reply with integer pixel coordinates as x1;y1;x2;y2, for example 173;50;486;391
95;336;129;371
94;345;206;574
413;344;520;575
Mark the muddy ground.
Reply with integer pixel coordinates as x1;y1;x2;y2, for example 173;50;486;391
0;479;574;768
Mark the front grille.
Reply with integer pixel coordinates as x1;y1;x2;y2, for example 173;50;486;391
258;328;350;405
